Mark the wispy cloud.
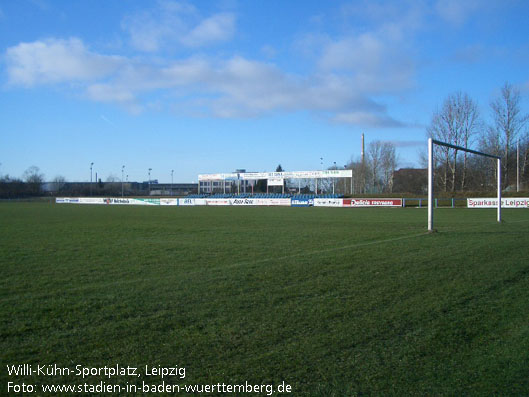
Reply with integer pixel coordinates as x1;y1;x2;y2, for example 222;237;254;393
435;0;480;26
181;13;235;47
121;1;235;51
100;114;117;127
332;111;407;128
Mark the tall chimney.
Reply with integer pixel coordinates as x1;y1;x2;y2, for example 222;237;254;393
361;133;365;164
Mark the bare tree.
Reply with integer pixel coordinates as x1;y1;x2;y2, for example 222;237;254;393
427;92;480;192
23;166;45;196
427;109;452;192
458;93;480;189
489;83;528;187
368;141;383;193
380;142;398;192
52;175;67;192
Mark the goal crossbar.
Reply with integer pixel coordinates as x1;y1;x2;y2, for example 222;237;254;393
428;138;502;231
431;139;501;160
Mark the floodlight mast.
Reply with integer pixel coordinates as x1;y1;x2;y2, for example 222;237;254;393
427;138;502;232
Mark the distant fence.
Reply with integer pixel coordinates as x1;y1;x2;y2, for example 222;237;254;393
403;198;467;208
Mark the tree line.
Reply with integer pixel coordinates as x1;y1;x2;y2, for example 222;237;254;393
342;82;528;195
0;167;133;198
0;166;47;198
426;83;528;192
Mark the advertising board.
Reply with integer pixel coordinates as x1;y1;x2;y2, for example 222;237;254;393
178;198;206;206
56;197;162;205
198;173;238;181
230;198;291;206
345;199;403;207
467;198;529;208
267;177;284;186
198;198;291;206
291;198;314;207
56;197;83;203
77;197;105;204
313;198;343;207
198;169;353;181
206;199;231;206
160;198;178;206
101;198;161;205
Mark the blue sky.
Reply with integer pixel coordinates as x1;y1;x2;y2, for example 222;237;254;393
1;0;528;183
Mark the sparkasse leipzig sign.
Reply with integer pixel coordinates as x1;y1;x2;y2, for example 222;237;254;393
467;198;529;208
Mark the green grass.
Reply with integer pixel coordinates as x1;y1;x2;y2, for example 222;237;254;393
1;203;529;395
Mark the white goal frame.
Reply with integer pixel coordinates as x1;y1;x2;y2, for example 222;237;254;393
428;138;502;232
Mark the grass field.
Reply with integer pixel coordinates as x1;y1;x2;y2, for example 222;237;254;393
1;202;529;395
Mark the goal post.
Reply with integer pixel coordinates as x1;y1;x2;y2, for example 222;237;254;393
427;138;502;232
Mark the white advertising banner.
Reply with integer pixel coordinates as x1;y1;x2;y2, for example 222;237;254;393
101;198;160;205
198;173;238;181
178;198;194;206
178;198;206;206
230;198;291;206
240;170;352;180
313;198;344;207
56;197;85;204
160;198;178;206
262;198;291;206
267;177;284;186
57;197;106;204
206;199;231;206
199;169;352;181
198;198;291;206
467;198;529;208
77;197;106;204
57;197;161;205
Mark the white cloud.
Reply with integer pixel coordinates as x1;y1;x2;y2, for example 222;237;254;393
121;1;235;51
297;2;420;99
86;83;135;103
5;38;123;86
4;35;405;127
435;0;480;26
319;34;383;71
181;13;235;47
317;33;414;95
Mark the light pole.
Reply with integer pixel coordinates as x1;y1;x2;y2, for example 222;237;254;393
90;162;94;196
333;161;336;194
121;165;125;197
318;157;323;194
148;168;152;195
343;165;347;195
171;169;174;196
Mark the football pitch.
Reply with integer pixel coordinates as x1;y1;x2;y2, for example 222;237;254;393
2;202;529;395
